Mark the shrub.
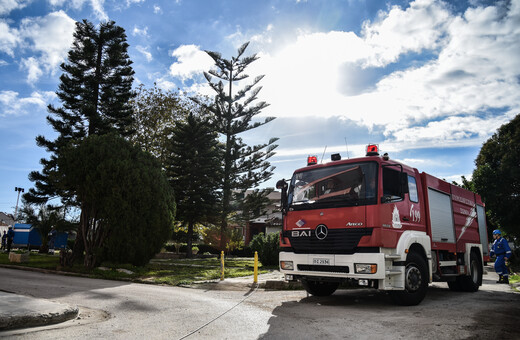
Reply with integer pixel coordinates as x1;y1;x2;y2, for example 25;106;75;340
59;133;175;267
249;232;280;266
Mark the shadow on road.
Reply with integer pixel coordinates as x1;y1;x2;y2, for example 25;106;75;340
258;285;520;339
0;267;131;300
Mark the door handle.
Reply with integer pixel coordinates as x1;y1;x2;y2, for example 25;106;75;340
402;217;410;221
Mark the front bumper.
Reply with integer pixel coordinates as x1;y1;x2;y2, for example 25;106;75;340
279;251;406;290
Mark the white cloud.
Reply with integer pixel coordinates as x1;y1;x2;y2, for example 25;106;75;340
161;0;519;151
362;0;451;67
0;20;21;57
18;10;76;83
90;0;108;21
153;4;162;14
443;174;472;184
60;0;107;21
155;78;177;92
126;0;144;6
133;25;148;37
252;0;519;149
0;90;55;117
390;115;512;146
169;45;214;81
0;0;32;15
136;45;152;62
47;0;66;6
0;60;7;66
20;57;43;82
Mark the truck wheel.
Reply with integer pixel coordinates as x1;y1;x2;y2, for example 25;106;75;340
301;280;339;296
391;252;428;306
447;279;463;291
459;251;482;292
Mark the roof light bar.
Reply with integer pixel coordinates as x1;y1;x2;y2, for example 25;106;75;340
307;156;318;166
366;144;379;156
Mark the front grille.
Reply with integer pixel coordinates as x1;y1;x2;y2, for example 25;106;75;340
298;265;349;273
287;227;373;254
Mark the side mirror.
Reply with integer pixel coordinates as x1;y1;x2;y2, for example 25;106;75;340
276;179;287;190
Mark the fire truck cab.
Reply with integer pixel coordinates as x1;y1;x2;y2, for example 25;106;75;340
277;145;488;305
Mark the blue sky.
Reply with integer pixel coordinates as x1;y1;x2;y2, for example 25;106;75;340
1;0;519;214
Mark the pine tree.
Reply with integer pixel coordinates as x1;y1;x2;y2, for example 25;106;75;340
165;113;222;257
192;42;278;249
25;19;135;205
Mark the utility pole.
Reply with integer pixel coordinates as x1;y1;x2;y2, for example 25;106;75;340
14;187;24;226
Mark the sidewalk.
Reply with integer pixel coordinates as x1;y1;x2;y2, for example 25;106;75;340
0;291;78;331
183;270;303;290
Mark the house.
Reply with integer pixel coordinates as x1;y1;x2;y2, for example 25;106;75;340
0;212;15;236
242;190;282;245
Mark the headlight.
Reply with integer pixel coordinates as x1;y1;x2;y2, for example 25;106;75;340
280;261;294;270
355;263;377;274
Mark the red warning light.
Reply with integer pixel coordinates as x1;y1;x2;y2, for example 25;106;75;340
366;144;379;156
307;156;318;166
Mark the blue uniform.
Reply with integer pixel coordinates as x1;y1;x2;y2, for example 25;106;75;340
6;228;14;253
490;237;512;277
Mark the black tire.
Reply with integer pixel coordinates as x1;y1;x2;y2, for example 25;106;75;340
447;279;463;292
301;280;339;296
459;251;482;292
391;252;429;306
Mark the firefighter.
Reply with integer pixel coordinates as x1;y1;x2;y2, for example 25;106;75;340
490;229;512;284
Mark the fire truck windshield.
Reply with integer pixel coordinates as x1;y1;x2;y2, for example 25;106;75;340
288;162;378;209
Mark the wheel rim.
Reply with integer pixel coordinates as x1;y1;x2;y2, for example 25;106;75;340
406;264;422;292
471;259;479;283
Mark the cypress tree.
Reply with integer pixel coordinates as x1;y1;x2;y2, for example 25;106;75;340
58;133;175;268
192;42;278;249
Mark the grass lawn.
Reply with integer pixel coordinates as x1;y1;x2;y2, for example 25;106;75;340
510;274;519;292
0;252;270;286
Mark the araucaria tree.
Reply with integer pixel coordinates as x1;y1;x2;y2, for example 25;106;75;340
165;113;222;257
193;42;278;249
25;19;135;204
24;19;136;264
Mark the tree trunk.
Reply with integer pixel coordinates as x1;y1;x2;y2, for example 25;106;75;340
220;65;234;251
39;235;49;254
187;221;193;258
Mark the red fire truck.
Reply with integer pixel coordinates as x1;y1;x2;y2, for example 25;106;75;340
277;145;489;305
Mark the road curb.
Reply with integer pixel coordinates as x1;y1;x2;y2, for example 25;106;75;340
0;306;79;331
0;291;79;331
0;263;91;278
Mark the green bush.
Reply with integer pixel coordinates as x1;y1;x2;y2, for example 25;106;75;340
59;133;175;267
249;232;280;266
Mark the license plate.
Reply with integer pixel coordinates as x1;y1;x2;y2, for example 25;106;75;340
313;258;330;265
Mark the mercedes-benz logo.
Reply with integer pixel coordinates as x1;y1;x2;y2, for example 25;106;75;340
315;224;328;240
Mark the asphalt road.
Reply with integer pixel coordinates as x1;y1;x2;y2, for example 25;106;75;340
0;267;519;339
